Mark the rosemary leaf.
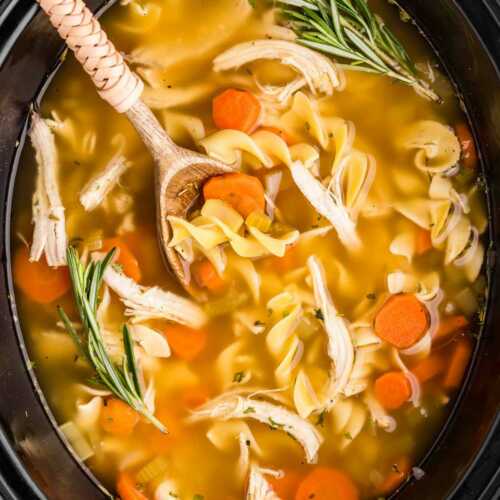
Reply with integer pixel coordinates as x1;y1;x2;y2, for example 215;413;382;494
276;0;440;101
123;324;142;398
57;305;89;362
59;246;167;433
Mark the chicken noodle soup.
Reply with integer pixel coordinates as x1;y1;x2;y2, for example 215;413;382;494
12;0;487;498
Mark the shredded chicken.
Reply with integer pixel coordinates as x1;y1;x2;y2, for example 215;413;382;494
238;433;251;483
102;263;207;328
80;155;130;211
308;256;354;409
29;112;67;266
264;171;282;219
290;161;360;248
189;394;323;463
257;77;307;106
247;465;281;500
213;40;344;97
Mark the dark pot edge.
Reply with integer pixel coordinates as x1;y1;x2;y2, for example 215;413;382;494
0;1;499;499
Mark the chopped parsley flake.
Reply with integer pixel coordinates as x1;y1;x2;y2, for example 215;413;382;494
316;411;326;427
232;371;245;383
314;308;324;321
344;432;353;440
112;262;124;273
366;292;377;300
193;495;204;500
269;417;284;429
243;406;256;414
69;236;83;246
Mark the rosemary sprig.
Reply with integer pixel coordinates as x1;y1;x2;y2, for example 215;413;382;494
275;0;440;102
58;247;166;433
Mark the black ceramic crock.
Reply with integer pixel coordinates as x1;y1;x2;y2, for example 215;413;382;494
0;0;499;499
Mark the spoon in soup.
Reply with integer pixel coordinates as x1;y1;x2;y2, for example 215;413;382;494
36;0;234;294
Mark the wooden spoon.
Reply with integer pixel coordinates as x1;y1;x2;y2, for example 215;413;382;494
37;0;233;294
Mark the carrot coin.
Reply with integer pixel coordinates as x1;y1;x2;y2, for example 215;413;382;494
203;172;265;217
374;371;412;410
13;246;70;304
443;337;473;389
102;237;142;282
374;294;429;349
100;398;140;436
163;324;208;361
116;472;148;500
212;88;261;133
295;467;359;500
192;259;226;294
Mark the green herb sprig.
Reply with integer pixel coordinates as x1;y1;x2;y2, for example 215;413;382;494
275;0;440;102
58;247;166;433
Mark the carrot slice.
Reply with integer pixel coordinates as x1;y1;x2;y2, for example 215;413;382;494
266;245;297;273
116;471;148;500
377;457;411;495
295;467;359;500
102;238;142;282
260;126;295;145
273;252;295;273
411;353;446;383
192;259;226;294
455;122;478;170
13;246;70;304
122;226;162;281
212;88;261;133
374;294;429;349
267;469;302;500
182;385;211;409
443;337;473;389
203;172;265;217
163;324;208;361
434;315;469;343
374;371;411;410
100;398;139;436
415;228;432;255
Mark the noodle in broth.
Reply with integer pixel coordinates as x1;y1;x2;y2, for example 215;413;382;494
11;1;487;498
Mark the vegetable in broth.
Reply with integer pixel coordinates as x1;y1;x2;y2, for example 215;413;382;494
11;0;487;498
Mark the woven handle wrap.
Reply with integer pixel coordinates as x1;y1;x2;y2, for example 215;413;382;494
39;0;143;113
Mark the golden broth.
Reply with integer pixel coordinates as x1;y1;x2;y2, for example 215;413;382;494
12;0;487;498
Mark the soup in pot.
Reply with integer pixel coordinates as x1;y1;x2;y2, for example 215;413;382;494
12;0;488;499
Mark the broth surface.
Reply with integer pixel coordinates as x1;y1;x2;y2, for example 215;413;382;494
12;1;487;499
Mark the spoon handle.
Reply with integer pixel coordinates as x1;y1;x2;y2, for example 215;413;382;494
38;0;143;112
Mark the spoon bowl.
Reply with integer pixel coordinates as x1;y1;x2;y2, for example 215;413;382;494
126;100;234;293
158;154;234;294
